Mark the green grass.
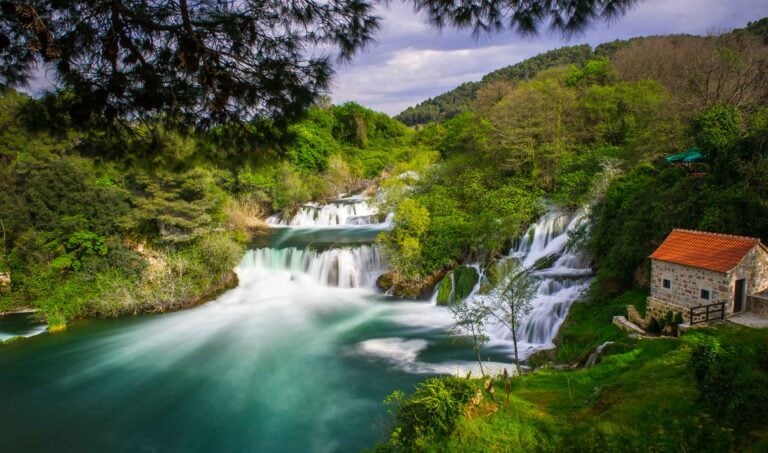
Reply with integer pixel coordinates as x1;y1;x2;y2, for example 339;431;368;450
554;289;648;364
431;335;733;452
380;289;768;452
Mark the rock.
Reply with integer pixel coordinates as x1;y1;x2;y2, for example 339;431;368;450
376;273;394;292
377;270;448;299
436;276;452;306
626;305;648;329
453;266;479;301
612;315;645;334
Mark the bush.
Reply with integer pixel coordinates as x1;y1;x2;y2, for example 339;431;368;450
688;334;768;432
196;233;244;276
383;377;477;452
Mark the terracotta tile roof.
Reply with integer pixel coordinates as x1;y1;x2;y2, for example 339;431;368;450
649;229;764;273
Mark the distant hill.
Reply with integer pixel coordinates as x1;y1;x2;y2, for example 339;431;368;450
395;17;768;127
395;42;629;126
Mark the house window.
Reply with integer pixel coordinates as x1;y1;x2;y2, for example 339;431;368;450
663;279;671;289
700;289;710;301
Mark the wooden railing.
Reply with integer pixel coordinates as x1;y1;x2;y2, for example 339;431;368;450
690;302;726;325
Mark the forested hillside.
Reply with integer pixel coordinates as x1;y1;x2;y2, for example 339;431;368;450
0;94;430;328
396;19;768;127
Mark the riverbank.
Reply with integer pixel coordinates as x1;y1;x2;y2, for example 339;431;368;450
374;289;768;452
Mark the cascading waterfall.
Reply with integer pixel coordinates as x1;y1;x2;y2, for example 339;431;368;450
240;245;384;288
266;196;387;227
485;208;592;359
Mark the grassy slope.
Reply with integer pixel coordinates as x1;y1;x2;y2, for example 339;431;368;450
415;295;768;452
438;334;737;452
553;290;647;364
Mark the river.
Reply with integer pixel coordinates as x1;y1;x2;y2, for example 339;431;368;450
0;197;589;451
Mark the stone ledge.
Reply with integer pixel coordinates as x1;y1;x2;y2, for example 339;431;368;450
612;315;645;334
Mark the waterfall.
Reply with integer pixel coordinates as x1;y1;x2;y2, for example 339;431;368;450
266;197;386;227
486;208;592;359
239;245;384;288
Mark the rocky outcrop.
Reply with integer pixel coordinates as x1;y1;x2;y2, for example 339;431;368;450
435;266;480;306
377;269;447;298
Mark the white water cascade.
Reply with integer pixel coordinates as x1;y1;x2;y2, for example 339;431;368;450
240;245;384;288
266;196;390;227
485;208;593;359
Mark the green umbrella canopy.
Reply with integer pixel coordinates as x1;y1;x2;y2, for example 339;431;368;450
666;147;705;163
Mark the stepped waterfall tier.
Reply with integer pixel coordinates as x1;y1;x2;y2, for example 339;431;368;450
266;196;391;227
240;245;384;288
482;209;592;358
0;199;592;451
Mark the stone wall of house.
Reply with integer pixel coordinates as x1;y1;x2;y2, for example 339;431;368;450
731;246;768;296
650;245;768;320
647;296;692;324
650;260;729;310
748;295;768;316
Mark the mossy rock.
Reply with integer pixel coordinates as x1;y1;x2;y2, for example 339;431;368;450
436;276;453;306
377;270;448;299
453;266;478;302
531;254;558;271
376;272;395;291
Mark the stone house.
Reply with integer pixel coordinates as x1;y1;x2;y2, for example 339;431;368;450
647;229;768;324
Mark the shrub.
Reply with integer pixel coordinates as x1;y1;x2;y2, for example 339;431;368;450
688;335;768;431
383;377;477;452
196;233;244;276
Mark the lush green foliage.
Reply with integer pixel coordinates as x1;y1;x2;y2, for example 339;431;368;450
379;23;768;451
552;289;646;364
688;328;768;434
381;323;768;451
377;199;431;279
0;92;418;326
380;377;478;452
588;106;768;288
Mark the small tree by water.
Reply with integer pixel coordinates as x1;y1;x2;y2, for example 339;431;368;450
484;259;538;375
450;296;490;376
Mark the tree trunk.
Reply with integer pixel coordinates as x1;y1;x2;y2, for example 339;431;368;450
511;317;522;376
473;333;485;377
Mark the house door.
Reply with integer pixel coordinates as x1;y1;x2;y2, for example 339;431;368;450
734;279;746;313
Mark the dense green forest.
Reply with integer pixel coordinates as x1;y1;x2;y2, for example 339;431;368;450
378;19;768;295
0;93;432;328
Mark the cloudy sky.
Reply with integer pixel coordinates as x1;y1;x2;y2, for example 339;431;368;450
331;0;768;115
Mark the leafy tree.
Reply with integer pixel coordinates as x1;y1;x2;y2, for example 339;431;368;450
1;1;638;127
694;104;743;181
0;0;379;126
377;199;430;279
450;295;490;376
482;259;538;375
